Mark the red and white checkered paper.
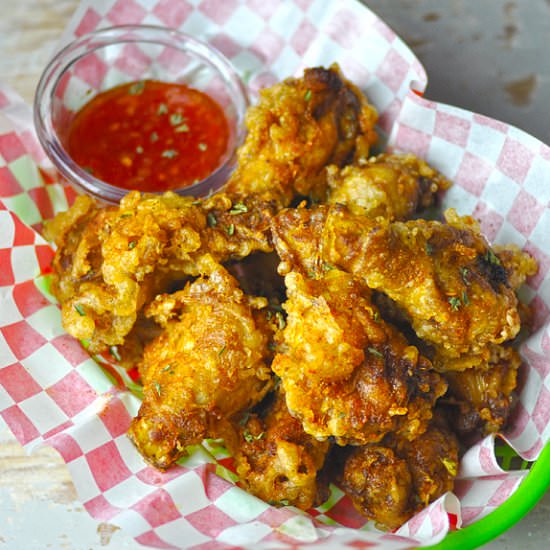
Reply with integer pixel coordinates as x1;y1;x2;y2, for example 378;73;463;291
0;0;549;548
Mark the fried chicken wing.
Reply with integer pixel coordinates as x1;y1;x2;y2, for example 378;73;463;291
44;191;274;353
326;153;450;220
224;65;378;208
272;204;530;368
339;416;459;530
127;259;273;469
271;269;446;445
442;344;521;438
219;391;331;510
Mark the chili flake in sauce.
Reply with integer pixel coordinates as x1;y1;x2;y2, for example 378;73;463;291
65;80;230;192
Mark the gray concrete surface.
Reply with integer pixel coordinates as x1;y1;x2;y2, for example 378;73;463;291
362;1;550;548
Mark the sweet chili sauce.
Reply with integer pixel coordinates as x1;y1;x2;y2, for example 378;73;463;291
65;80;230;192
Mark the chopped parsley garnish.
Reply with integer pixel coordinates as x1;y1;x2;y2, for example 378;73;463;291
169;113;185;126
304;89;312;101
154;381;162;397
448;296;462;311
462;290;470;306
218;345;226;357
460;267;470;284
83;166;94;174
128;81;145;95
161;149;178;159
226;224;235;236
425;242;434;256
244;430;265;443
128;240;137;249
175;123;189;133
322;262;335;272
74;304;86;316
109;346;121;362
198;143;208;152
157;103;168;115
368;347;383;358
207;212;218;227
150;131;159;142
275;311;286;330
485;249;501;266
161;364;173;373
229;202;248;215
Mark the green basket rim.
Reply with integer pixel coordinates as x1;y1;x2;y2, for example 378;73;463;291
423;441;550;550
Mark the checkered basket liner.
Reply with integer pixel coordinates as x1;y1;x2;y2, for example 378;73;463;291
0;1;548;548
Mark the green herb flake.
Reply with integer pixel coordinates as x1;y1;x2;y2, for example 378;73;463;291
109;346;122;362
244;430;265;443
448;296;462;311
192;200;202;205
198;143;208;152
162;149;178;159
150;131;159;142
268;342;277;352
460;267;470;284
278;499;290;506
229;202;248;215
161;364;173;372
128;80;145;95
120;212;133;218
169;113;184;126
83;166;94;175
207;212;218;227
128;240;137;249
218;345;226;357
485;249;501;266
462;290;470;306
322;262;335;272
226;223;235;236
425;242;434;256
368;347;383;358
157;103;168;115
373;311;380;322
304;89;312;102
338;411;347;419
154;381;162;397
175;123;189;133
74;304;86;317
275;311;286;330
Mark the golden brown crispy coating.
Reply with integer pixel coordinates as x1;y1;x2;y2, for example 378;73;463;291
224;65;378;208
339;417;459;530
127;259;273;469
494;243;538;290
220;391;330;510
442;345;521;437
271;269;446;445
44;191;274;353
326;153;450;220
272;205;529;367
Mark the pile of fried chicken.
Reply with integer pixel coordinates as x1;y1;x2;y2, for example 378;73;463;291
44;65;537;530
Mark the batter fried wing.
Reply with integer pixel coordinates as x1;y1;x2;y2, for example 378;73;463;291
326;153;450;220
224;65;378;208
273;204;529;366
220;391;331;510
339;415;458;530
127;259;273;469
442;344;521;438
271;269;446;445
44;191;274;353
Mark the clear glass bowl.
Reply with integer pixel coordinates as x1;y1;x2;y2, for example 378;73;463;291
34;25;248;203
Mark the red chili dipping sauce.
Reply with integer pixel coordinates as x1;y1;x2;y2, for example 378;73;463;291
65;80;230;192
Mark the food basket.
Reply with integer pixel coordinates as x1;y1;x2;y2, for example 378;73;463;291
0;1;548;548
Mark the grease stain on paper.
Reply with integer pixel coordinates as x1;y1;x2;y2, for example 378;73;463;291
503;74;537;106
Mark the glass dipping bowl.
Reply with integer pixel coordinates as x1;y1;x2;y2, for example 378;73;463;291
34;25;249;203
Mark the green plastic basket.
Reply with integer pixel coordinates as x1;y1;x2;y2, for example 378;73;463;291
425;441;550;549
